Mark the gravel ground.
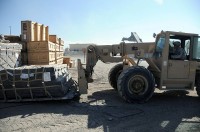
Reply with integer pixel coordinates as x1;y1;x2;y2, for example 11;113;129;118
0;53;200;132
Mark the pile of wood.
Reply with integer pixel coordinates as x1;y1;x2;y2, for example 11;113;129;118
21;20;64;65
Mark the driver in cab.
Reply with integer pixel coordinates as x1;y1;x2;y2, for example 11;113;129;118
170;41;186;60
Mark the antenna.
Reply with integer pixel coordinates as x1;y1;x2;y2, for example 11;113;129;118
9;26;11;35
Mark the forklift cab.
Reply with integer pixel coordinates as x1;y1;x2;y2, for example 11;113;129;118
154;31;200;90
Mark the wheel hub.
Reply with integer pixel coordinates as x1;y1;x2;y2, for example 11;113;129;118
128;75;148;95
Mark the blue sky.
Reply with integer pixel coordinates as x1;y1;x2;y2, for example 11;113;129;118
0;0;199;47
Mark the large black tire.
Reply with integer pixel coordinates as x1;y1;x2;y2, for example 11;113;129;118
195;74;200;97
108;63;123;90
117;66;155;103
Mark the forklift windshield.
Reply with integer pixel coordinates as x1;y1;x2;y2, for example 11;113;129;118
154;34;166;58
156;36;165;52
192;36;200;61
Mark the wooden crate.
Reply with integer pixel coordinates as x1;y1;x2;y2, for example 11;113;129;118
59;45;64;52
63;57;71;64
63;57;71;67
55;52;63;59
56;57;63;64
49;35;59;44
28;51;55;65
59;38;64;46
27;41;55;52
55;44;59;51
21;20;49;42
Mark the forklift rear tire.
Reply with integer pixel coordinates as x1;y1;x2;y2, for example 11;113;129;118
117;66;155;103
195;74;200;96
108;63;123;90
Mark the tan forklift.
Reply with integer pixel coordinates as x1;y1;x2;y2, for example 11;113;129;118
77;30;200;103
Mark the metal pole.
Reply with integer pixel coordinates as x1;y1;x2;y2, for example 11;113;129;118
9;26;11;35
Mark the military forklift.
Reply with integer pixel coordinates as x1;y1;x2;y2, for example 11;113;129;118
77;30;200;103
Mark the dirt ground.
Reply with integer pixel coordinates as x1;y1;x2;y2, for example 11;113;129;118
0;54;200;132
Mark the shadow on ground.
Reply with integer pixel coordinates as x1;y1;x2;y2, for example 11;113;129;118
0;89;200;132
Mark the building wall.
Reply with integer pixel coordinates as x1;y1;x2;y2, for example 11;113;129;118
69;44;93;51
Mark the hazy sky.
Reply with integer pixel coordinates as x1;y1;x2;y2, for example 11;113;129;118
0;0;199;47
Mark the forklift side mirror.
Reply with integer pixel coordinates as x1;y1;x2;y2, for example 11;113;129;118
153;33;156;38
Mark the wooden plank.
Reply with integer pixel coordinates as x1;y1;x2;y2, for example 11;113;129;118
45;26;49;41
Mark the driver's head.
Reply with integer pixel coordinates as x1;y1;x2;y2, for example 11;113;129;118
173;41;181;48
